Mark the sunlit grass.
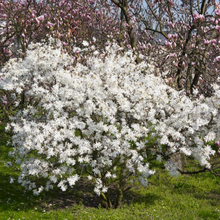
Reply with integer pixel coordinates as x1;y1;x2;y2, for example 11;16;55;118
0;123;219;219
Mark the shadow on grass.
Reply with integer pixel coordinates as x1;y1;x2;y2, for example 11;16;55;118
0;169;162;213
34;179;162;211
0;172;39;212
124;191;161;207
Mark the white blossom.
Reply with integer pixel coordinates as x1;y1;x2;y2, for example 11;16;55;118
67;174;79;186
82;40;89;47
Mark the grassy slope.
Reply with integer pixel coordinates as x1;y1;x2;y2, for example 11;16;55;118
0;123;219;220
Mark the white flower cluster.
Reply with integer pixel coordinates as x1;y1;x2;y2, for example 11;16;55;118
0;39;218;195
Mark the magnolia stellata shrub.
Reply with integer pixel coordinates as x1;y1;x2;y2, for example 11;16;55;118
0;39;218;197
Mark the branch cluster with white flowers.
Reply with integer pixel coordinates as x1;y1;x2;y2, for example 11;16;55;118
0;39;219;199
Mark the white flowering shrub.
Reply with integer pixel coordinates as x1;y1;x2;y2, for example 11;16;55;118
0;39;219;208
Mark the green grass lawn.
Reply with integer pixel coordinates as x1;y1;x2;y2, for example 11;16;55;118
0;123;220;220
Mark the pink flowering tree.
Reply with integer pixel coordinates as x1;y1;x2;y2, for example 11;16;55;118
0;0;119;67
109;0;220;96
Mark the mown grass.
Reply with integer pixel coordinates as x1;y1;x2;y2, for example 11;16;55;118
0;123;220;220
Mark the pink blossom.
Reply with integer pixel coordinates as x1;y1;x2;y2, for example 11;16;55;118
215;9;220;16
147;43;152;49
204;39;211;45
167;21;175;28
47;22;54;28
37;15;44;21
212;39;217;44
169;53;176;58
193;13;205;22
167;34;172;40
165;40;172;48
214;56;220;62
168;0;174;6
173;34;178;39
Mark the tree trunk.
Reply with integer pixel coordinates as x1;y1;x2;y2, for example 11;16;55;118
114;187;123;208
100;192;112;209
